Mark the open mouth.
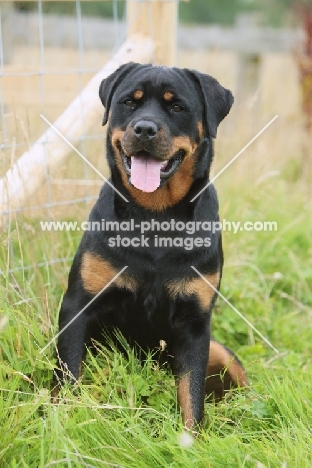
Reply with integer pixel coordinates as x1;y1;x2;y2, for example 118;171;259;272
118;145;185;193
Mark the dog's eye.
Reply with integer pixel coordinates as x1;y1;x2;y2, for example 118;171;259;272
172;104;183;113
124;99;134;107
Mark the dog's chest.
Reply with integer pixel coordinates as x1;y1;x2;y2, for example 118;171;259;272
94;281;177;350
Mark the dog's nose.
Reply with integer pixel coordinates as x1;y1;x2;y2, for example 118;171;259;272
133;120;158;142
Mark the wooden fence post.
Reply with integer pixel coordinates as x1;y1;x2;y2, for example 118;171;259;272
0;2;14;64
235;13;263;108
127;0;178;66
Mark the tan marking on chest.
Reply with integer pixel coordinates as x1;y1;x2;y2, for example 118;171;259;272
166;272;220;311
81;252;138;295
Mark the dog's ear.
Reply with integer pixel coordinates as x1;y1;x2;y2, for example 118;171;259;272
185;70;234;138
99;62;139;126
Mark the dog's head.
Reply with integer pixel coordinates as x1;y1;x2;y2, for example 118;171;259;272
99;63;233;210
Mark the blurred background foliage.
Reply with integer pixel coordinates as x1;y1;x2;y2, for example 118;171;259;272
14;0;299;27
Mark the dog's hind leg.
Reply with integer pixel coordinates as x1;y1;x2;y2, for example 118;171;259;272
205;340;248;401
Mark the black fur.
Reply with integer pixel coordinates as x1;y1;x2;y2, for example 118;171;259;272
55;63;245;429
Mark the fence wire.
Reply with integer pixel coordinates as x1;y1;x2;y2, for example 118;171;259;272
0;2;301;278
0;1;129;275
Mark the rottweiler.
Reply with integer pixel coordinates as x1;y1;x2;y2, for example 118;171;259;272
55;63;248;431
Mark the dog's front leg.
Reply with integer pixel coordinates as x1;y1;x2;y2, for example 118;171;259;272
171;315;211;432
55;292;90;386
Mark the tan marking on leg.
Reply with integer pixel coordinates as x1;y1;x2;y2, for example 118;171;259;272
166;272;220;311
226;357;248;387
134;89;144;100
177;374;194;430
78;361;83;380
205;340;248;400
81;252;137;295
51;386;59;404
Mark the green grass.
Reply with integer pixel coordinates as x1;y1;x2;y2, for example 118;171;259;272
1;171;312;467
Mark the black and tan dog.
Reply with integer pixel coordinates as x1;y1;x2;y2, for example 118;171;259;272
55;63;248;430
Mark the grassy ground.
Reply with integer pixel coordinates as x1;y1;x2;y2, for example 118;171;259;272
1;165;312;468
1;48;312;467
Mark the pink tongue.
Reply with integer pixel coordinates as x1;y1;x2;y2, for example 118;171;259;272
130;155;163;193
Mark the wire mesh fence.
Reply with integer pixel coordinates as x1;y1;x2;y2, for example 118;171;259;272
0;1;129;275
0;1;303;278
